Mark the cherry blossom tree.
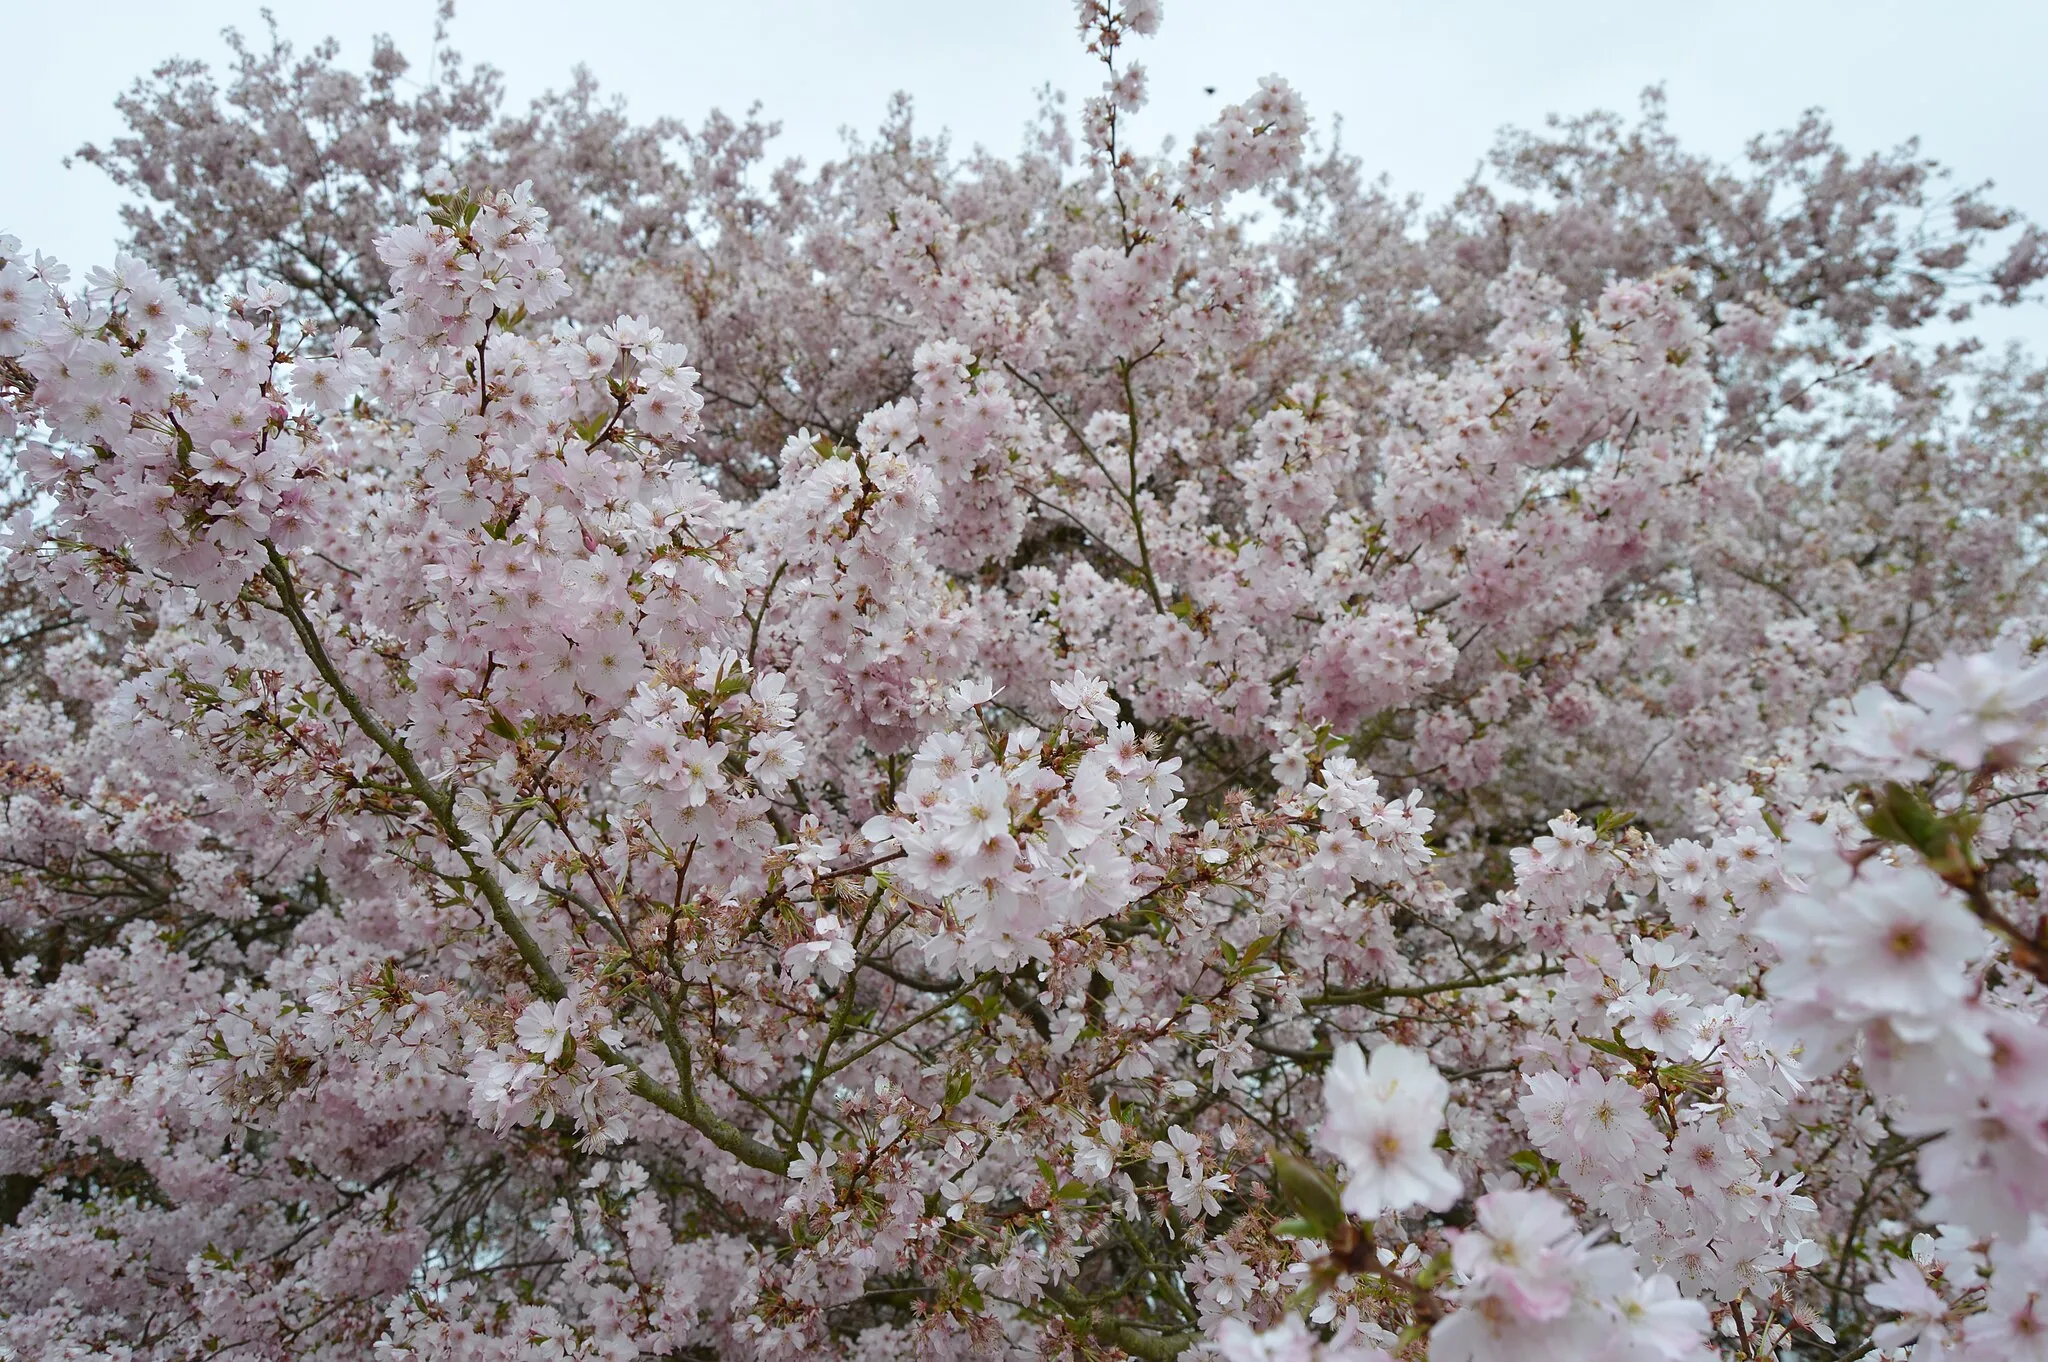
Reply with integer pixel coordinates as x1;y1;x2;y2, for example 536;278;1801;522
4;3;2048;1360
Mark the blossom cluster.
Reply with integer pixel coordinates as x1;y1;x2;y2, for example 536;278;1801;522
2;1;2048;1359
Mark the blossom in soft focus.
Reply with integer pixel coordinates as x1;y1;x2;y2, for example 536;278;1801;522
1313;1042;1460;1217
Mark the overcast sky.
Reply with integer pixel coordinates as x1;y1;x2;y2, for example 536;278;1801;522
5;1;2045;350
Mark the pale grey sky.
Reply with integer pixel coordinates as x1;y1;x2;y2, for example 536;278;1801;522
4;1;2045;349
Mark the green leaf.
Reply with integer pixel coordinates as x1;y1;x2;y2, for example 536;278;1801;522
1593;808;1636;836
1864;780;1978;876
1863;781;1940;852
1656;1061;1718;1095
944;1069;974;1108
1273;1151;1347;1240
1583;1031;1650;1065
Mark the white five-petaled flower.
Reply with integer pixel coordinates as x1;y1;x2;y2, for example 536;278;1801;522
514;998;578;1065
1313;1041;1461;1217
783;913;858;986
1050;669;1121;728
946;677;1001;714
